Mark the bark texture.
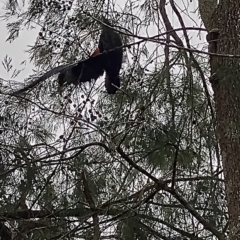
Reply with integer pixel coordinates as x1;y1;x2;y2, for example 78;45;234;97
201;0;240;238
198;0;218;30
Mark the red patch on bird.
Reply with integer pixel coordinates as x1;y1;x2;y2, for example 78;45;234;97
91;48;101;56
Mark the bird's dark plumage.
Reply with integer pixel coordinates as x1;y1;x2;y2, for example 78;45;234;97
58;50;105;86
58;17;123;94
98;17;123;94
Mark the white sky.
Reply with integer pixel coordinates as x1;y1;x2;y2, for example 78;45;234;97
0;22;38;81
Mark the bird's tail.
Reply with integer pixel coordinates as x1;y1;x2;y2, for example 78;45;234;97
105;73;120;94
92;47;121;94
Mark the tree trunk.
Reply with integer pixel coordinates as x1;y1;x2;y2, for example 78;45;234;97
203;1;240;238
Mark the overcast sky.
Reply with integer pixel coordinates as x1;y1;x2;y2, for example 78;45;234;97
0;16;39;81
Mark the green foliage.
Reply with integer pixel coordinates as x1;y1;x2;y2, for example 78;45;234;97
0;0;227;239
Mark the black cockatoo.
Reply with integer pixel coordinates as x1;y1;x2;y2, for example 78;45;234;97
97;17;123;94
58;17;123;94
